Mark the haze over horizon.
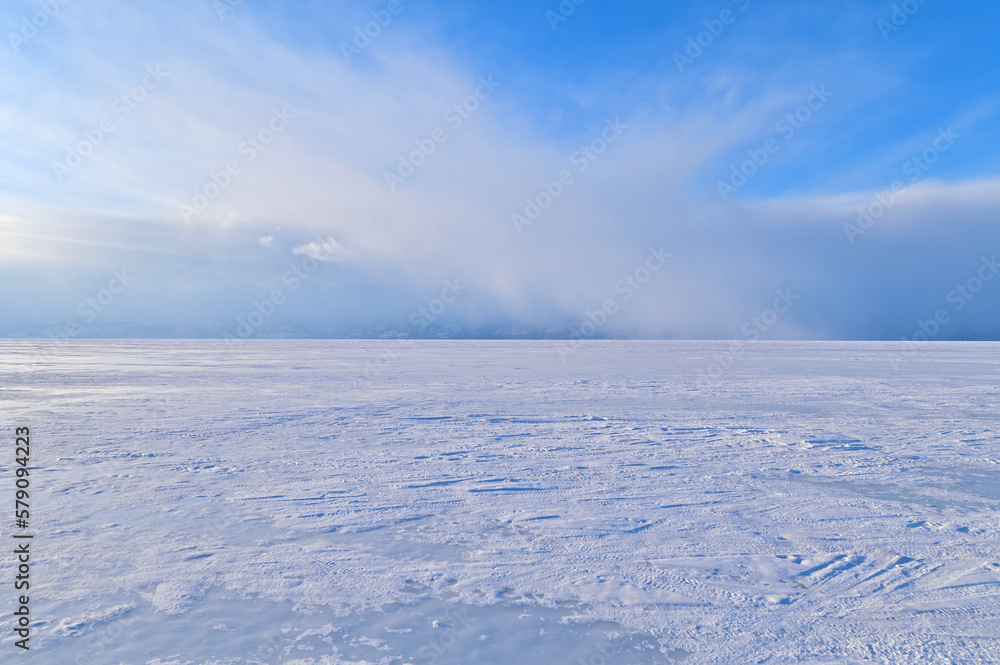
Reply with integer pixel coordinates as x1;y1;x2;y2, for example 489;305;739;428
2;0;999;340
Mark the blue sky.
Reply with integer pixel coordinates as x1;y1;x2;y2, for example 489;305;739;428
1;0;999;340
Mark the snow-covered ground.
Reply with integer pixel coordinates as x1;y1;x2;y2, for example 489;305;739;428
2;340;999;664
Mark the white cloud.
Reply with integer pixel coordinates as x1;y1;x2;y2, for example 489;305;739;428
292;237;351;263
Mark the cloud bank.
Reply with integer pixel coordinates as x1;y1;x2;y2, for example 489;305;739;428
1;0;998;340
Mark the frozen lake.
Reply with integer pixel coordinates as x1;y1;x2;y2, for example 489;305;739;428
2;340;998;663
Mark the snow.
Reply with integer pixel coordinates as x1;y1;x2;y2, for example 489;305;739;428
2;340;999;663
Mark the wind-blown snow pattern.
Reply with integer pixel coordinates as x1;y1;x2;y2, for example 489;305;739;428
2;340;999;663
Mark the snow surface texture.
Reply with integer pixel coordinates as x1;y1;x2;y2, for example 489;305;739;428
2;340;999;664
